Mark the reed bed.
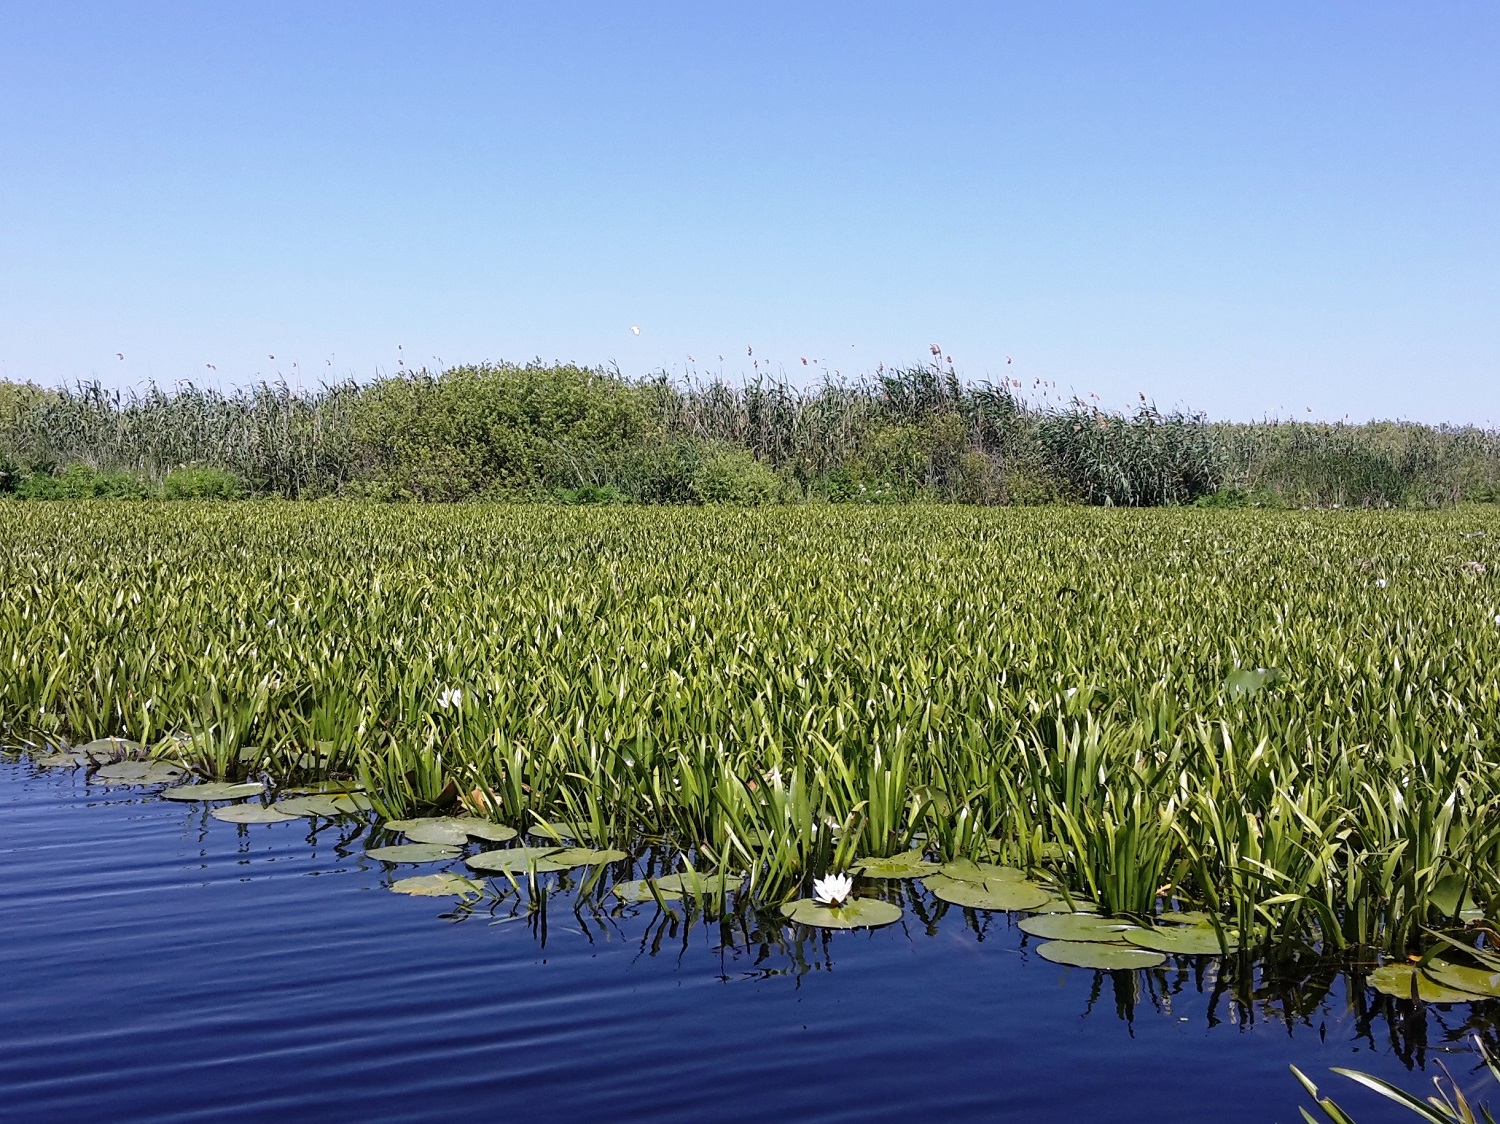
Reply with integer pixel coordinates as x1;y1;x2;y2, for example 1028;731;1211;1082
2;502;1498;956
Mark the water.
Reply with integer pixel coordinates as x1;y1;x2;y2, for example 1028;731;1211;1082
0;759;1488;1123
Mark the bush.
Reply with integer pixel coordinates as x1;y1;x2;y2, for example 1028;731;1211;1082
555;484;624;505
17;464;153;499
690;445;782;505
163;467;248;500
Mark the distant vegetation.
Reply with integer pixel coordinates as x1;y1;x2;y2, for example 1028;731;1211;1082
1;360;1495;506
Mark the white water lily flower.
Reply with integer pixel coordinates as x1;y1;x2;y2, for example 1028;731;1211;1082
813;872;854;907
437;687;463;710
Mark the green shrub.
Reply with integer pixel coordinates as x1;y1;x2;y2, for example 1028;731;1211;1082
162;467;248;500
17;463;153;499
690;445;781;505
556;483;624;505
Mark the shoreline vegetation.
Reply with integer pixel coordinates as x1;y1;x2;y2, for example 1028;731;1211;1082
1;359;1497;507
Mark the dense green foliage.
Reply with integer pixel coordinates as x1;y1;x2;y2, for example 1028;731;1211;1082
4;362;1493;506
3;503;1498;956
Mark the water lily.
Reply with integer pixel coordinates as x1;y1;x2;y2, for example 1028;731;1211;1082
437;687;463;710
813;872;854;907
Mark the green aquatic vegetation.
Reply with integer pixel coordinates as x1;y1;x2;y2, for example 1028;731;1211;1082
3;503;1500;956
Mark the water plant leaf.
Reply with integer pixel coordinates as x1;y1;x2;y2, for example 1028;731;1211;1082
1369;964;1486;1004
390;873;484;898
1429;874;1478;919
527;821;595;843
939;859;1026;883
271;795;346;817
463;846;564;873
656;871;744;896
162;781;265;801
91;760;184;784
1124;926;1236;955
283;781;365;795
399;820;472;847
452;818;518;842
1422;960;1500;999
1029;896;1100;914
780;897;903;929
1036;940;1166;970
1155;910;1215;926
367;843;461;864
211;804;299;824
36;751;88;768
611;879;662;902
925;873;1051;911
854;851;940;879
78;737;144;761
1019;913;1139;943
544;847;627;867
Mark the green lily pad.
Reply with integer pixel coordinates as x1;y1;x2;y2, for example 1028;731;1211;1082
399;820;472;847
283;781;365;795
162;781;265;802
78;737;144;761
612;879;665;902
390;873;484;898
1430;875;1480;919
939;859;1027;883
91;760;185;784
271;795;346;817
1036;940;1167;970
780;897;903;929
612;871;743;902
452;818;518;843
527;821;596;843
1370;963;1487;1004
36;751;87;768
331;793;373;813
211;804;299;824
854;851;940;879
1124;926;1236;955
1156;910;1214;926
1423;960;1500;999
367;843;461;864
463;846;564;874
1029;896;1100;914
925;873;1051;911
1019;913;1139;943
545;847;628;867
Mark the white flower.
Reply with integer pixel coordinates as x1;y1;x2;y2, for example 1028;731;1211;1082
1374;578;1388;589
812;872;854;907
437;687;463;710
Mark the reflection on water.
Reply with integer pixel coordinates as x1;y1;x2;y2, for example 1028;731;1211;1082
2;755;1497;1123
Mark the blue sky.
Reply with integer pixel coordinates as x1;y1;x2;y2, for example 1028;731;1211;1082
1;2;1495;423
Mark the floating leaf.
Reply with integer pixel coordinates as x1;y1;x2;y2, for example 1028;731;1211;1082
1019;914;1138;943
162;781;265;802
1036;940;1166;970
271;795;345;817
612;879;663;903
1423;960;1500;999
545;847;628;867
452;818;518;843
780;897;903;929
463;846;564;874
527;821;595;843
656;871;743;896
91;760;185;784
925;873;1050;911
331;793;372;813
36;751;87;768
1124;926;1236;955
939;859;1027;884
367;844;461;864
1369;964;1486;1004
283;781;364;795
1430;874;1479;919
211;804;299;824
78;737;143;761
390;873;484;898
1156;910;1214;926
854;851;940;879
400;820;472;847
1029;896;1100;914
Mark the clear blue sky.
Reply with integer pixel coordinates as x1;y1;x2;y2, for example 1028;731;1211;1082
1;2;1495;423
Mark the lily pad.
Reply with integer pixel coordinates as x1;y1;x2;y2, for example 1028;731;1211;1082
854;851;940;879
452;818;518;843
463;846;564;874
1036;940;1166;970
91;760;185;784
780;897;903;929
1029;896;1100;914
399;820;472;847
925;873;1051;911
1370;964;1487;1004
545;847;628;867
1156;910;1215;926
1430;875;1480;919
36;751;87;768
367;843;461;864
331;793;373;813
612;879;665;903
162;781;266;802
656;871;744;896
78;737;144;761
1019;913;1139;943
211;804;299;824
939;859;1027;883
1124;926;1236;955
390;873;484;898
271;795;346;817
526;821;596;843
1423;960;1500;999
283;781;365;795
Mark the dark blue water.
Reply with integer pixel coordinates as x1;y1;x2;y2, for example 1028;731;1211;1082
1;759;1490;1123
